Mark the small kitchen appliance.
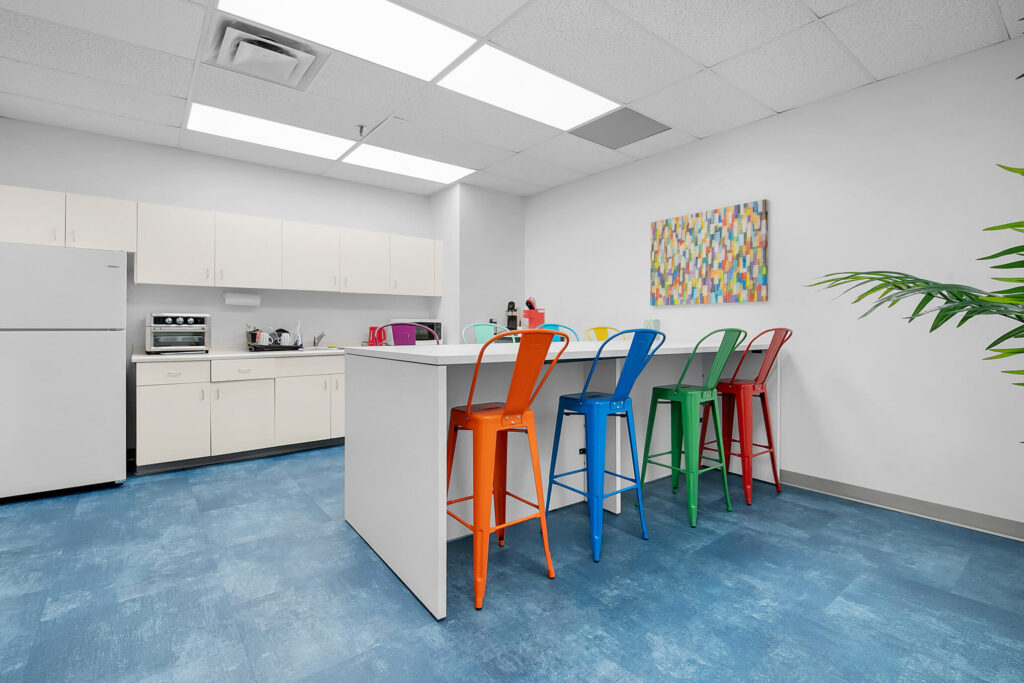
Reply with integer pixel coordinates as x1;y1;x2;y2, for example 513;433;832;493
145;314;210;354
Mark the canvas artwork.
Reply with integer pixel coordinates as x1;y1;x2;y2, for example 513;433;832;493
650;199;768;306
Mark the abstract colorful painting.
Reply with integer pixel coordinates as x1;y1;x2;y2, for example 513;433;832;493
650;199;768;306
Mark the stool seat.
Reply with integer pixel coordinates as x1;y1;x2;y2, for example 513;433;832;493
558;392;627;412
716;379;766;393
450;403;525;424
651;384;717;402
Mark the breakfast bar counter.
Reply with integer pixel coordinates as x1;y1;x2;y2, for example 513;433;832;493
343;338;782;619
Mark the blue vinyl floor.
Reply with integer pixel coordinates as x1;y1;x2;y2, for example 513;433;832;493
1;445;1021;681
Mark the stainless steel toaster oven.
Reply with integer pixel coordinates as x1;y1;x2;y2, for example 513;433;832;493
145;313;211;354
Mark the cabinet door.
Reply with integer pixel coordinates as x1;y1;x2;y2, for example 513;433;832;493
66;194;137;251
433;239;443;296
339;228;389;294
390;234;435;296
282;220;340;292
275;375;331;445
0;185;65;246
136;203;215;286
331;373;345;439
136;383;211;466
215;212;282;289
211;379;276;455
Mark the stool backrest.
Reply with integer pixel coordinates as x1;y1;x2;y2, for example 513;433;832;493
464;329;571;418
538;323;579;341
586;326;620;341
579;328;666;401
675;328;747;391
374;322;440;346
462;322;510;343
728;327;793;384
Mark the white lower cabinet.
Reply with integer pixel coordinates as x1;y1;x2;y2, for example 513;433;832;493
331;374;345;438
136;383;211;466
276;375;331;445
211;379;276;456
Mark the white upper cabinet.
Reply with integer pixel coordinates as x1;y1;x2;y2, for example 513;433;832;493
282;220;340;292
136;203;215;286
215;212;282;289
390;234;435;296
0;185;65;247
340;227;389;294
66;194;137;252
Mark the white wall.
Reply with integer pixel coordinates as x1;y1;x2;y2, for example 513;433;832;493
430;185;461;342
0;118;439;349
524;38;1024;524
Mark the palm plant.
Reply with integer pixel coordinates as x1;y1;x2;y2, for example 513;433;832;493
812;164;1024;386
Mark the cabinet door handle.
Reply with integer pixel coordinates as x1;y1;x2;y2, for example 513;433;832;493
205;268;210;280
333;275;338;286
343;276;348;287
237;368;251;374
51;228;58;242
69;230;76;243
167;371;182;377
334;379;339;390
219;269;224;281
323;379;328;391
215;388;220;399
200;389;205;401
393;279;398;290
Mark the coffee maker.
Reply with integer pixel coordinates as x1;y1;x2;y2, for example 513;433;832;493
504;300;519;331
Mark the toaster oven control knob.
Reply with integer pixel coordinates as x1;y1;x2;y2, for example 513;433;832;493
176;317;184;325
186;317;195;325
165;317;173;324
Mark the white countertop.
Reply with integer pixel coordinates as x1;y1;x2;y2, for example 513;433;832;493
343;338;770;366
132;344;347;363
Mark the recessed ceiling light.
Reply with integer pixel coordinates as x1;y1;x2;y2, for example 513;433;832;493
217;0;476;81
438;45;619;130
187;103;355;159
342;144;474;184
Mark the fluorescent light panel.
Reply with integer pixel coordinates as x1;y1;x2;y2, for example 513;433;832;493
343;144;474;184
217;0;476;81
438;45;619;130
187;103;355;159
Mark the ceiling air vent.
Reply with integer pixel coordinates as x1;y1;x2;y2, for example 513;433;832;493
203;16;330;90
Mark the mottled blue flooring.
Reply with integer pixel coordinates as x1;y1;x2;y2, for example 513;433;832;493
1;446;1021;681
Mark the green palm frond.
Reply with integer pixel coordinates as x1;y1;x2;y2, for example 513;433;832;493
811;164;1024;386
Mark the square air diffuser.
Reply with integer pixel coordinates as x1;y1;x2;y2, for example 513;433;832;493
570;108;670;150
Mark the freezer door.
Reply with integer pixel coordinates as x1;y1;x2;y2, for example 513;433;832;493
0;330;126;498
0;243;126;330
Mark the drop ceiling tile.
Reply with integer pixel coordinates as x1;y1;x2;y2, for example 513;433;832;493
0;9;194;96
392;0;530;36
824;0;1008;80
0;93;181;146
714;22;873;111
362;118;511;169
190;64;383;140
489;0;700;103
324;162;445;196
999;0;1024;37
801;0;861;17
521;133;633;174
632;70;775;137
0;58;185;126
306;52;427;117
180;130;335;175
617;128;697;159
0;0;207;59
483;154;585;188
397;85;560;152
606;0;816;66
462;171;547;196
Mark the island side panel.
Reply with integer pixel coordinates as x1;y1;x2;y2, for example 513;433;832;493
344;353;447;619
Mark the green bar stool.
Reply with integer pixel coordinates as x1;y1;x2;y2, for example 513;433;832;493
640;328;747;527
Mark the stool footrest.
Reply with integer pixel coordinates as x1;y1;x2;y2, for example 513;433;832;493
551;480;587;497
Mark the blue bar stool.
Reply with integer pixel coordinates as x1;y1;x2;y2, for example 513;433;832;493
547;328;666;561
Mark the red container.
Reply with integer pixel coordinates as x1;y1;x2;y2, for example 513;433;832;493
522;309;545;329
368;326;380;346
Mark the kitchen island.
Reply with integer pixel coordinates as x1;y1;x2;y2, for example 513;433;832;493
343;337;782;619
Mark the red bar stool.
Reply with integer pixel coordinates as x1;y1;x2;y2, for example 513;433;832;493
445;329;571;609
698;328;792;505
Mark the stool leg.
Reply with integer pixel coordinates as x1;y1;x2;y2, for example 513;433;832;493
639;398;659;500
546;405;566;514
720;392;736;476
471;427;496;609
625;404;648;541
494;431;509;547
446;418;458;493
711;398;732;514
526;415;555;579
584;407;606;562
759;393;782;493
670;400;683;494
736;391;754;505
681;398;700;527
697;403;711;470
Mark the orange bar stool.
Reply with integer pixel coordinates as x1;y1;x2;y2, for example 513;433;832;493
698;328;793;505
445;329;571;609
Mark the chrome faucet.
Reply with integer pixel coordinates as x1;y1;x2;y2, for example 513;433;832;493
313;331;327;347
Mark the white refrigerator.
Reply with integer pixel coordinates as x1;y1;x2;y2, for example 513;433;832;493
0;243;127;498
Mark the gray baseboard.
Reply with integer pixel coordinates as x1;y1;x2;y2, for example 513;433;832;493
781;470;1024;542
133;438;344;475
